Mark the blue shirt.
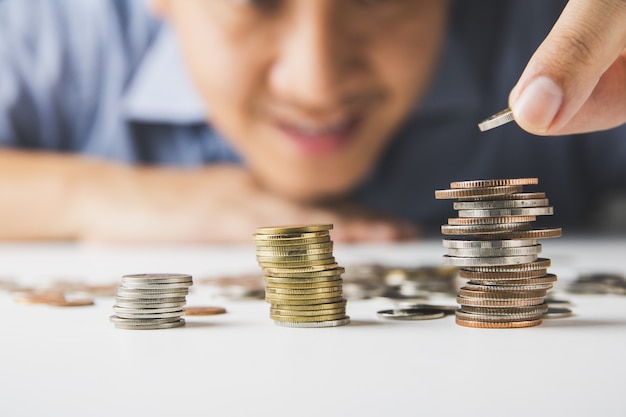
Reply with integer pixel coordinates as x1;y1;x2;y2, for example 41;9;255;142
1;0;625;234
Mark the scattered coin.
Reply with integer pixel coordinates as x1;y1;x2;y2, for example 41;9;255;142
543;307;573;319
377;308;446;321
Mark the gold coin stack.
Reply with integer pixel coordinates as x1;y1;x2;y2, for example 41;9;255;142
435;178;562;329
253;224;350;328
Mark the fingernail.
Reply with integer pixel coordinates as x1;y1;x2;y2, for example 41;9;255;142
513;76;563;133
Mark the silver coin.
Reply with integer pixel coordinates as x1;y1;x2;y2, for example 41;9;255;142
543;307;573;319
122;273;192;282
113;318;186;330
115;297;187;306
443;239;537;249
464;282;553;291
109;315;182;325
116;289;189;298
273;317;350;328
458;207;554;218
120;281;192;290
113;310;184;320
442;254;538;267
455;309;543;322
478;107;515;132
544;298;572;308
446;244;542;258
441;222;531;235
453;198;549;210
377;308;445;321
112;305;186;314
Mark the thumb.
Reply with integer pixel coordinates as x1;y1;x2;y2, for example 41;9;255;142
509;0;626;136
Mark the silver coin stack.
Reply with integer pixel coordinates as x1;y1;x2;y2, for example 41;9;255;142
111;273;193;330
435;178;562;329
254;224;350;328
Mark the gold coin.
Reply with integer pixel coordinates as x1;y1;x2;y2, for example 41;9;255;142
271;312;347;323
441;222;531;235
435;185;523;200
266;267;345;279
447;216;536;225
472;228;563;240
455;317;542;328
265;290;343;301
270;307;346;317
266;286;342;295
267;296;344;306
254;236;332;246
256;253;335;263
264;278;343;289
264;264;339;274
256;248;334;258
450;178;538;189
271;300;346;311
255;224;333;235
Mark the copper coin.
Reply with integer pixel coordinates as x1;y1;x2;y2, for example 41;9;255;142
450;178;538;189
47;298;95;307
456;317;542;328
13;291;66;305
183;306;227;316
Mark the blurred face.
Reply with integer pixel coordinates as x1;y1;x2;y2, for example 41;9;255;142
154;0;449;201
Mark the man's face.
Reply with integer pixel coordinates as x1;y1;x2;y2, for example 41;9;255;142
155;0;449;201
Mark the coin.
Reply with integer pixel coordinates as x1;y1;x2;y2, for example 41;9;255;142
47;298;95;307
461;304;548;315
543;307;573;319
266;286;342;295
459;287;547;299
271;312;347;323
271;300;346;311
255;224;333;235
464;282;552;291
443;254;539;267
376;308;445;320
457;296;546;307
459;269;548;280
183;306;227;316
447;216;536;225
477;107;515;132
264;279;343;289
270;307;346;317
273;317;350;328
111;318;186;330
456;318;542;328
470;228;562;240
256;247;334;257
454;198;549;210
458;207;553;218
266;267;345;279
450;178;538;189
441;222;531;235
435;185;523;200
113;305;185;314
446;244;542;257
462;258;552;272
468;274;557;286
264;296;345;305
256;254;335;263
455;310;544;322
443;239;537;249
264;264;338;273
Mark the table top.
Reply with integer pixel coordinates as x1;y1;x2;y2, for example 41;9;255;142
1;237;625;417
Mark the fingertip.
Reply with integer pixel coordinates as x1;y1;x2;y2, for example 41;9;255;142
510;76;564;135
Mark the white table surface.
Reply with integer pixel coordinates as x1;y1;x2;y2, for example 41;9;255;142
1;237;626;417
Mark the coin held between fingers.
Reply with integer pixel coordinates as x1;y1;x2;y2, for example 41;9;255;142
478;108;515;132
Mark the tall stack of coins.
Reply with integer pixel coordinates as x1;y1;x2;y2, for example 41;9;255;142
111;273;192;330
254;224;350;328
435;178;561;329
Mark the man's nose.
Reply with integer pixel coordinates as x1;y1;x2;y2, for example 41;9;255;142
267;4;362;112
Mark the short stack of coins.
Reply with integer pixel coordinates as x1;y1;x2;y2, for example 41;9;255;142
254;224;350;328
111;273;192;330
435;178;562;329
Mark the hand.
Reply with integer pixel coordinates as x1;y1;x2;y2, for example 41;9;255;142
509;0;626;135
76;164;418;243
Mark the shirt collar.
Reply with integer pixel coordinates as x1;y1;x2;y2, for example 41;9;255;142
122;23;208;124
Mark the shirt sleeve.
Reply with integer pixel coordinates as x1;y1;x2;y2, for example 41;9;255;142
0;0;158;152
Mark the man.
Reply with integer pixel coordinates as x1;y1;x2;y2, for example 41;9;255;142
0;0;625;242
